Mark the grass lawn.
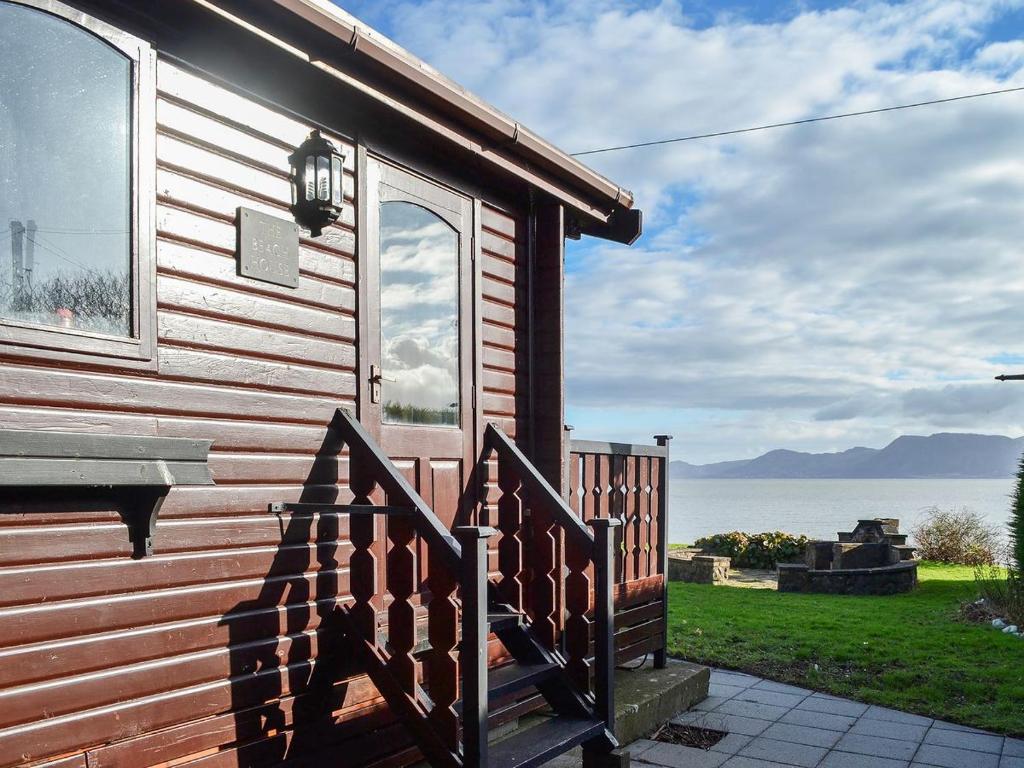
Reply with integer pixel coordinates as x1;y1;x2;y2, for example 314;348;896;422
667;562;1024;735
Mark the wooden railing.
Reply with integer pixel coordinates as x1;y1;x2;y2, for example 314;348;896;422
568;435;672;667
287;412;618;767
484;424;620;712
313;409;463;766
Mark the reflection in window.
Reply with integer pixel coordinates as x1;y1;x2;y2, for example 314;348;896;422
0;2;132;336
379;201;459;426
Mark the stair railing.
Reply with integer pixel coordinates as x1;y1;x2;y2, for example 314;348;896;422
483;423;621;734
328;408;464;766
453;525;495;766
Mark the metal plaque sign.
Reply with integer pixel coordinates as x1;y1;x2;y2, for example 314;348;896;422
237;207;300;288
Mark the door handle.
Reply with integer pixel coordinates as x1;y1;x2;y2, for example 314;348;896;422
369;364;395;404
369;365;396;383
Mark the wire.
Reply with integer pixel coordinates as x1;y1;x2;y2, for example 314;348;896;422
571;85;1024;156
25;232;100;276
34;227;128;234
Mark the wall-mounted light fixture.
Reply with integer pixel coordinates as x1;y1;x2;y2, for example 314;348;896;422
289;130;344;237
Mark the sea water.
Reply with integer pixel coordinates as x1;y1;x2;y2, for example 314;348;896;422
669;478;1016;544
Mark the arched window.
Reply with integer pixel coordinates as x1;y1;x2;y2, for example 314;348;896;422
0;0;155;366
379;200;461;426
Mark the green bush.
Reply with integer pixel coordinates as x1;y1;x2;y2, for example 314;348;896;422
1011;456;1024;571
693;531;748;559
975;562;1024;626
911;507;1000;566
976;455;1024;625
694;530;808;569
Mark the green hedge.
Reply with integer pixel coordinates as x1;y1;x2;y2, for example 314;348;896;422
694;530;809;569
1012;456;1024;572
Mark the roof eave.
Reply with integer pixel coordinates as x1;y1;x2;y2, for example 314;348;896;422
267;0;639;228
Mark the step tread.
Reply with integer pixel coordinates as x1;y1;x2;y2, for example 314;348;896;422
455;662;561;713
489;661;560;700
487;610;523;630
488;716;605;768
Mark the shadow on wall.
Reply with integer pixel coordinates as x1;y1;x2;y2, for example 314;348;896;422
219;422;368;764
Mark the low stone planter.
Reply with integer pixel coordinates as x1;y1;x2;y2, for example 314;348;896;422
669;549;731;584
778;559;918;595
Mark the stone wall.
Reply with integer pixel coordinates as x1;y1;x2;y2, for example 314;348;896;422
669;549;731;584
778;560;918;595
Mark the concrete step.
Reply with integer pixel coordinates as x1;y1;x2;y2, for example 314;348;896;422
614;658;710;745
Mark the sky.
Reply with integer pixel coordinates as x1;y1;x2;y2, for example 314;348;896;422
337;0;1024;463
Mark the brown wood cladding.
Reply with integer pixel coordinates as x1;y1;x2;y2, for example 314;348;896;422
0;59;381;768
0;53;537;767
480;204;528;439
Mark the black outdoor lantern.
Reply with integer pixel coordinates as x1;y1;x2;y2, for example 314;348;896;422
289;130;345;237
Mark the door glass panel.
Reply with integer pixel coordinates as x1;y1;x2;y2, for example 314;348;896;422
0;2;132;336
379;200;459;426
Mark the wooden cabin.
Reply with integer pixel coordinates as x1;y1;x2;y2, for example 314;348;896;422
0;1;670;766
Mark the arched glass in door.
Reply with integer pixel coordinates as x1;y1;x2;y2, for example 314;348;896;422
379;201;460;426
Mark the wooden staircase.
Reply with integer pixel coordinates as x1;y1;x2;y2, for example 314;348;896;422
271;409;622;767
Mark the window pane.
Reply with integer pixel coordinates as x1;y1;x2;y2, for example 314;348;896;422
0;3;132;337
379;201;459;426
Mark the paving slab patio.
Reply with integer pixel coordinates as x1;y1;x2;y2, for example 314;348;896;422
543;668;1018;767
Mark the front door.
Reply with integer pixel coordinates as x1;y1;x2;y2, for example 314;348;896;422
364;157;475;530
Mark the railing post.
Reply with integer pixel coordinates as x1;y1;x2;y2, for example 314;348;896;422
556;424;573;644
454;525;496;768
587;517;622;734
562;424;574;500
653;435;673;669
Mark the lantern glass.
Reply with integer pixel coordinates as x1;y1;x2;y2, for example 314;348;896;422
316;155;330;202
304;156;315;202
331;155;343;206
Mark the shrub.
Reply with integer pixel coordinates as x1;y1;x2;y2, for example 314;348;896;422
695;530;808;569
693;531;748;560
912;507;1001;566
975;455;1024;626
1011;456;1024;571
975;562;1024;626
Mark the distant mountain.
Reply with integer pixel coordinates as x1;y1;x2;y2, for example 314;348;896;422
672;433;1024;479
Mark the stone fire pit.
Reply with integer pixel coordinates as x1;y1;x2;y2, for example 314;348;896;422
778;519;918;595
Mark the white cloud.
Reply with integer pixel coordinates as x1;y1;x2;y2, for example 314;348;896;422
342;0;1024;461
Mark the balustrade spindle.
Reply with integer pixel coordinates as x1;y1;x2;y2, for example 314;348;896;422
626;455;640;582
564;535;593;692
530;495;558;649
349;457;379;642
581;453;596;520
611;454;625;582
496;452;526;611
638;457;651;578
647;457;660;580
386;512;418;695
426;553;459;749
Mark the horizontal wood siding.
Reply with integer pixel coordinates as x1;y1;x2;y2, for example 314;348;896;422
0;59;406;768
480;204;528;442
479;204;528;593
